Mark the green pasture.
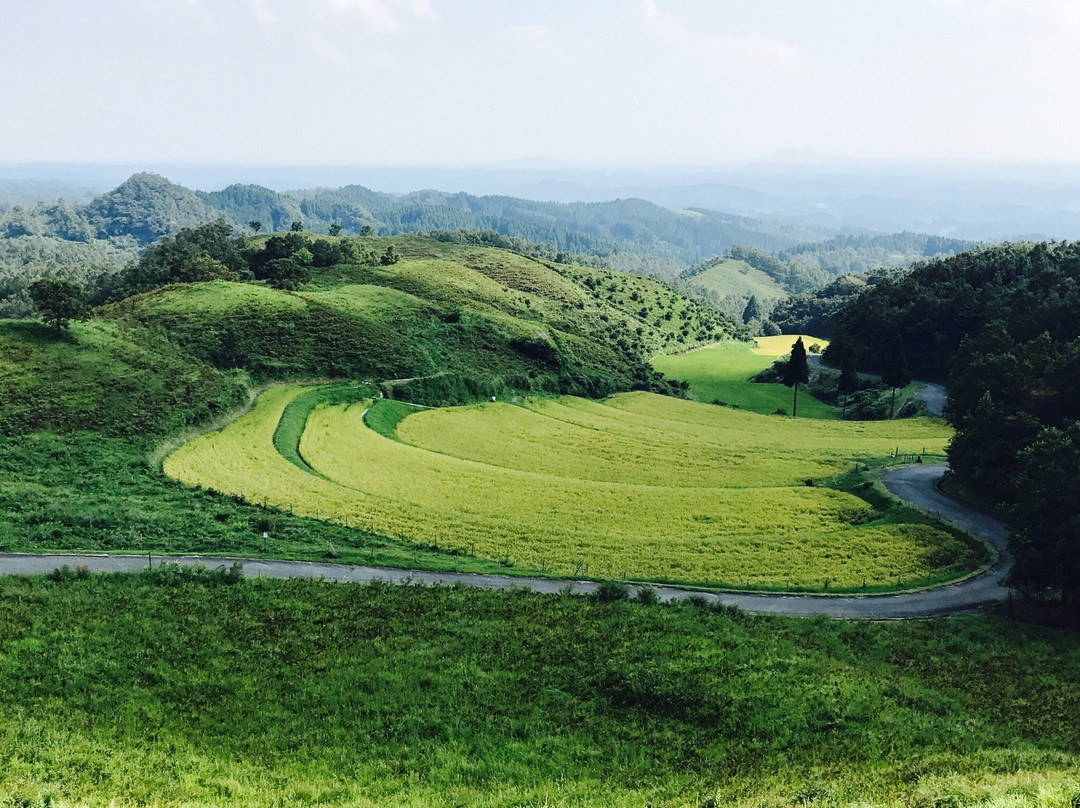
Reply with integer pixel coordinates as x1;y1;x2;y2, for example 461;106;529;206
164;385;978;591
653;336;836;418
0;573;1077;808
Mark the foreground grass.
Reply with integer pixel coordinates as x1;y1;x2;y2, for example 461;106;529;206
164;385;981;591
652;337;835;418
0;573;1077;807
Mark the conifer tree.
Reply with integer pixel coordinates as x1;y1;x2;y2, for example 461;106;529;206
881;336;913;418
783;337;810;417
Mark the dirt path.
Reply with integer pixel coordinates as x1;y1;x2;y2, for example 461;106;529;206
0;465;1008;619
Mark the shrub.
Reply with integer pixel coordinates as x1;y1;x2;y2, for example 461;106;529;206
635;586;659;605
48;565;91;583
148;561;244;587
595;580;630;603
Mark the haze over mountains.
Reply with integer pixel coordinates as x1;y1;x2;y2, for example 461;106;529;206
5;162;1080;242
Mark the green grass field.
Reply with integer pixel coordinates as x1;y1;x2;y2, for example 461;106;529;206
653;335;836;418
0;573;1077;808
164;385;979;591
681;256;788;308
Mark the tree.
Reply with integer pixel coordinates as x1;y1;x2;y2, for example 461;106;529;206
782;337;810;417
263;258;311;290
328;222;343;237
837;353;859;419
290;220;304;232
29;278;92;334
380;245;400;266
249;220;263;234
360;225;374;237
742;295;762;325
1006;423;1080;605
881;335;913;418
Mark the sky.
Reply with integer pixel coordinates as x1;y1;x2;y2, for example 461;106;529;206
4;0;1080;167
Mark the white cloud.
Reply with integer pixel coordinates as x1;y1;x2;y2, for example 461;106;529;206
306;30;351;65
395;0;438;23
506;23;553;55
934;0;1080;30
248;0;279;24
642;0;800;68
324;0;402;33
313;0;438;33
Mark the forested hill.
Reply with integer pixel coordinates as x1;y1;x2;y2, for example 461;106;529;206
0;173;829;260
823;241;1080;380
199;183;828;263
823;241;1080;602
779;232;978;276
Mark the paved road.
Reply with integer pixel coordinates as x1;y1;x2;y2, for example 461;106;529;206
807;355;947;416
913;381;947;417
0;464;1009;619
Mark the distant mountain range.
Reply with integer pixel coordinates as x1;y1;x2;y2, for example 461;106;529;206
0;172;983;319
5;162;1080;241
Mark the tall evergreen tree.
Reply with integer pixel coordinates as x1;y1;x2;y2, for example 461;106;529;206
783;337;810;417
881;335;913;418
837;354;859;419
742;295;762;325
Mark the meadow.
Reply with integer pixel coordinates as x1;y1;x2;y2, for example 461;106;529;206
0;572;1076;808
164;384;981;591
653;335;836;418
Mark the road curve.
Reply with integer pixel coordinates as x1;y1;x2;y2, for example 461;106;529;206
0;464;1009;619
807;354;947;417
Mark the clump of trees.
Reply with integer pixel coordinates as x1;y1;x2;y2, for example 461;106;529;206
103;221;379;299
828;242;1080;605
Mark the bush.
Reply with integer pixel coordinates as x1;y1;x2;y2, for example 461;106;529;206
48;565;91;583
635;586;659;605
148;561;244;587
595;580;630;603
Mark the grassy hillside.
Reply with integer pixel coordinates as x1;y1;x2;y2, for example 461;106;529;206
0;319;249;437
676;256;788;319
653;335;836;419
0;237;738;570
101;235;738;402
164;384;973;592
0;574;1077;807
3;222;1079;807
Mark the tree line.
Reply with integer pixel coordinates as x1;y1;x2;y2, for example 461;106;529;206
825;242;1080;605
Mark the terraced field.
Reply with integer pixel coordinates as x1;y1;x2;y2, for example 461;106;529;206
164;385;980;590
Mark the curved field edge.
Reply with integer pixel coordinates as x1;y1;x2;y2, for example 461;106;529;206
163;386;985;593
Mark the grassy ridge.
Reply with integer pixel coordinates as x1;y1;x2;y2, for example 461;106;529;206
100;237;739;404
0;574;1077;807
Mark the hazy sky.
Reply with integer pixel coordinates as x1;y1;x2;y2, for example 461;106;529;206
5;0;1080;166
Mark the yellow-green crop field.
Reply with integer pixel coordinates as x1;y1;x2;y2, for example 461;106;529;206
164;386;973;590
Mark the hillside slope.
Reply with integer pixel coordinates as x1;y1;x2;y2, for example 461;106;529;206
95;235;739;404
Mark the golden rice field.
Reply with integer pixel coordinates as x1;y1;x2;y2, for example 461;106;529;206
164;386;971;589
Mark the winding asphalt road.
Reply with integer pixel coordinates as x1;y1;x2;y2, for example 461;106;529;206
0;465;1010;619
807;354;947;417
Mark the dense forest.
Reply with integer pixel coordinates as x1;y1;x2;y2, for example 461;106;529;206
779;232;978;276
825;242;1080;604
